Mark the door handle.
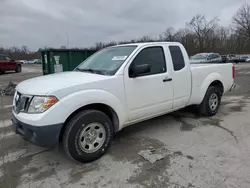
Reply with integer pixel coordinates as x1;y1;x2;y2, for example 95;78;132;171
163;78;172;82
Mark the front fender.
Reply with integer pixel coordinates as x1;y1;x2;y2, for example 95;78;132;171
58;89;127;128
200;72;223;102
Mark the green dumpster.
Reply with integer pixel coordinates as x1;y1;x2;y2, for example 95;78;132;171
41;49;97;75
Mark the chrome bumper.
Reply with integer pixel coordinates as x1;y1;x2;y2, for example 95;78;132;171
229;83;236;91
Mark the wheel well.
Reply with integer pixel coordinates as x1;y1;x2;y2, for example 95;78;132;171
209;80;224;94
58;103;119;142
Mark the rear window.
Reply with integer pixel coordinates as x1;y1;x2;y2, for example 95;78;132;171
169;46;185;71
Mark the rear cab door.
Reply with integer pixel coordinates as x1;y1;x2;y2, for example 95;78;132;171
166;44;192;109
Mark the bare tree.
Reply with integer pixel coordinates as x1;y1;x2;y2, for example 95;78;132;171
137;36;154;42
21;45;29;54
233;3;250;51
60;46;67;49
162;27;176;41
187;14;219;52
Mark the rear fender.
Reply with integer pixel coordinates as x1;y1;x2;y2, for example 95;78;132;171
200;73;223;102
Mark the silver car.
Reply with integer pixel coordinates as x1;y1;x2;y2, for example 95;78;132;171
190;53;222;63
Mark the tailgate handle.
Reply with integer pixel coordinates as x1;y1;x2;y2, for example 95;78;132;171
163;78;172;82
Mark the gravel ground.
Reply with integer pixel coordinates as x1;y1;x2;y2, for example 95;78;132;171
1;64;250;188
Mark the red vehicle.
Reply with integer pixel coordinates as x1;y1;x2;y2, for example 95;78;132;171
0;54;22;74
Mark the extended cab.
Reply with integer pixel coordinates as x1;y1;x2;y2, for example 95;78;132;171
0;54;22;74
12;42;236;163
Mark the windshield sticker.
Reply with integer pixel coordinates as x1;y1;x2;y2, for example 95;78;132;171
112;56;127;61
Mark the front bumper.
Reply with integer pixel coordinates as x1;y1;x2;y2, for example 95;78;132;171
12;115;63;148
229;83;236;91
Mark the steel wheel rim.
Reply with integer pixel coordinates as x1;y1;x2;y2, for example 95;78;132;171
209;93;219;111
78;123;106;153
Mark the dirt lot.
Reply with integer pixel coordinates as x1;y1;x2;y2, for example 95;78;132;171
1;64;250;188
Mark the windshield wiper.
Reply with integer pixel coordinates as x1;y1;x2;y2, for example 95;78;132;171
75;68;105;75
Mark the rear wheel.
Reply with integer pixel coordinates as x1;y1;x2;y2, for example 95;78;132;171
198;86;222;116
62;110;114;163
15;65;21;73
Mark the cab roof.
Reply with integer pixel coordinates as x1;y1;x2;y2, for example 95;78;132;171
115;42;182;47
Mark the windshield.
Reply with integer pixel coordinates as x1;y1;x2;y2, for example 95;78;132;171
76;45;137;75
190;53;208;60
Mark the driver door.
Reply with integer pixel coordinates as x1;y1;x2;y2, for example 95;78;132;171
124;45;174;122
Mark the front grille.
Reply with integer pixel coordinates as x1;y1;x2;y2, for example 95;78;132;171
14;92;32;113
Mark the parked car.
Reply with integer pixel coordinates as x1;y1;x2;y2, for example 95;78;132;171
227;54;236;62
34;59;42;64
25;59;37;64
234;55;250;63
12;42;235;163
18;60;27;64
246;57;250;63
221;55;228;63
0;54;22;74
241;55;250;62
190;53;222;63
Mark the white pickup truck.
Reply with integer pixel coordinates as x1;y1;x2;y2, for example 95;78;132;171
12;42;236;163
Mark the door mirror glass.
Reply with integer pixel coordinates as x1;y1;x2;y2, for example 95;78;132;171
130;64;151;77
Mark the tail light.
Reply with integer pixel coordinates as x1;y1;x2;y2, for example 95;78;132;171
232;65;235;79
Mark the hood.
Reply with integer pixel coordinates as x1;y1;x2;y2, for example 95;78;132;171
16;71;109;95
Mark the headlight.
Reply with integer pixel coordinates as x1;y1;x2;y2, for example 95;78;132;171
28;96;58;113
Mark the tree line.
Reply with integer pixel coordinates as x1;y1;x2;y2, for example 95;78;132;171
0;3;249;60
90;3;250;56
0;46;40;60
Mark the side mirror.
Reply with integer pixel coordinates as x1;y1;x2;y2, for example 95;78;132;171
129;64;151;78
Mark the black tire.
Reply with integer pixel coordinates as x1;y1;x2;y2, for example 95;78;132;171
198;86;222;117
62;110;114;163
15;65;21;73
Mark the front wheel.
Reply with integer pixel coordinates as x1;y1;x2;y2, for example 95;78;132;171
62;110;114;163
198;86;222;116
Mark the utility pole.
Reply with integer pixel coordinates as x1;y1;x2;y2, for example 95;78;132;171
66;31;69;48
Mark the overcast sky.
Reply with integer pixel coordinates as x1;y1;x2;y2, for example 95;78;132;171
0;0;246;50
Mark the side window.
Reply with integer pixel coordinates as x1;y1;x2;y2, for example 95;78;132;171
211;54;216;59
0;55;5;60
129;46;166;77
169;46;185;71
6;57;11;61
211;54;219;59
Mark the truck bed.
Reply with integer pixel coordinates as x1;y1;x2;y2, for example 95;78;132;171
188;63;234;105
